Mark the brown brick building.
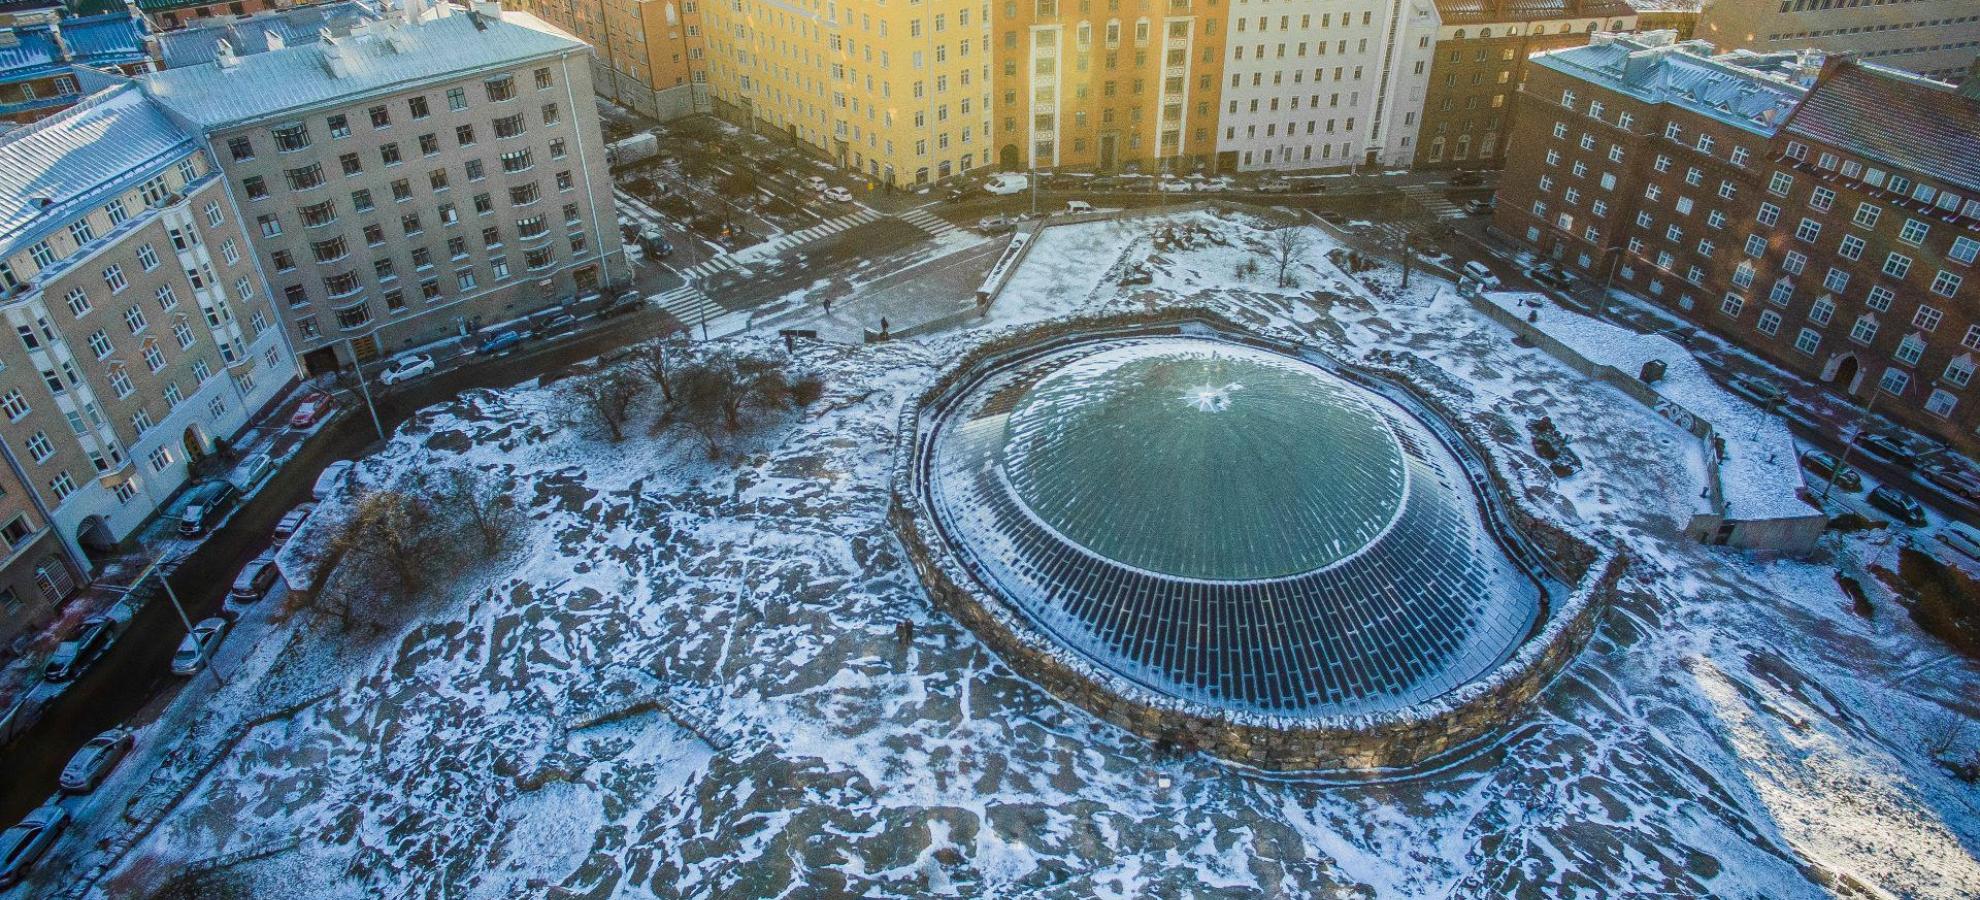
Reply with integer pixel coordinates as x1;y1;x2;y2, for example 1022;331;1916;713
1412;0;1637;170
1495;32;1980;454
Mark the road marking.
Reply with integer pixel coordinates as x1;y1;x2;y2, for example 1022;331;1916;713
651;284;725;326
898;208;958;237
1399;183;1467;221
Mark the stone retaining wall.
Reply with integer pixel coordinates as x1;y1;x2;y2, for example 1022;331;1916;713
891;310;1621;771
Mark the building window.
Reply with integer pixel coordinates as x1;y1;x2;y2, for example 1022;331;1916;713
1882;253;1913;279
1926;389;1958;418
1794;328;1821;355
1878;368;1909;396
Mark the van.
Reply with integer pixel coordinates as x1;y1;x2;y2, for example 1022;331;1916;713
1064;200;1094;214
178;480;238;536
1462;260;1500;287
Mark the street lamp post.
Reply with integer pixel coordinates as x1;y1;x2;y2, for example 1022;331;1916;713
134;551;226;686
343;339;385;442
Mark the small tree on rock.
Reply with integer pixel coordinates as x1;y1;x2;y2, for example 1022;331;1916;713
435;465;521;557
563;367;644;442
1265;223;1313;288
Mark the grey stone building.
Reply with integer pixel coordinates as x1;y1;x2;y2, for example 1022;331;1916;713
139;1;631;372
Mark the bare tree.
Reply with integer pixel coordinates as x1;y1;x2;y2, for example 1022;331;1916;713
1395;226;1430;291
1265;223;1313;288
435;465;520;557
630;339;676;408
562;367;645;442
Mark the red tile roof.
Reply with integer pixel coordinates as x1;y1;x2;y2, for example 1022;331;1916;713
1783;61;1980;194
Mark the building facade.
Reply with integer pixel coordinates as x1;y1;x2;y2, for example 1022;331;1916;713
1214;0;1437;171
136;0;294;32
515;0;709;121
138;3;631;371
1412;0;1636;171
0;84;297;629
1698;0;1979;85
1495;33;1980;453
698;0;993;187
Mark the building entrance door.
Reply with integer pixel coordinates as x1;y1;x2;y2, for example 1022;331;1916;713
1098;134;1118;170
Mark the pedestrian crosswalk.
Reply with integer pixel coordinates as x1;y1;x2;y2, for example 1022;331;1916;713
653;283;723;325
743;207;883;258
1399;183;1466;221
898;207;959;237
677;255;744;281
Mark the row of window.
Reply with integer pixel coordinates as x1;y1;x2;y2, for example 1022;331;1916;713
229;67;558;161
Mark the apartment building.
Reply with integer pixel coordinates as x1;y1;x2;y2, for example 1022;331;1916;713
0;7;155;125
1495;32;1980;453
1626;0;1697;40
136;0;296;31
0;84;295;608
700;0;990;186
138;2;630;372
152;0;384;68
1214;0;1436;172
515;0;709;120
1412;0;1636;170
993;0;1222;174
1698;0;1979;84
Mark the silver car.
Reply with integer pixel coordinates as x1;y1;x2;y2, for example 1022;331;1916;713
171;617;229;676
58;727;134;794
230;555;282;602
0;804;67;888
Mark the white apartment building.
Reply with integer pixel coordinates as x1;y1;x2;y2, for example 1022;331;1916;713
1214;0;1436;170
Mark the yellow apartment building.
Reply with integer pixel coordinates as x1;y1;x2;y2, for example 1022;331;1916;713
701;0;995;186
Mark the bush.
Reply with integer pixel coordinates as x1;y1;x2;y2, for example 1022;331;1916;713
790;374;826;407
1827;512;1882;533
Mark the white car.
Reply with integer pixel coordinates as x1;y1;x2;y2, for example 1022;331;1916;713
1064;200;1094;214
984;173;1030;195
171;617;229;676
1193;176;1235;192
1157;178;1193;193
822;186;853;202
378;353;436;386
805;175;828;192
313;459;355;500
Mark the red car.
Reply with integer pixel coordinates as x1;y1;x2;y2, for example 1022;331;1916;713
288;391;335;428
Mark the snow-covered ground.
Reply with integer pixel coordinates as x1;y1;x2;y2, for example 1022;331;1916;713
102;209;1980;898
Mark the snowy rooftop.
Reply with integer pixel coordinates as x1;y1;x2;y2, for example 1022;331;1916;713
1532;32;1809;135
0;11;149;82
0;83;196;258
154;0;386;69
1485;291;1814;521
138;6;585;129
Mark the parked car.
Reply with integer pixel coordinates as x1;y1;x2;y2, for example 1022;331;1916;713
1867;485;1928;526
1464;198;1495;215
1450;169;1485;186
229;452;274;491
476;330;525;356
533;312;579;337
171;616;230;676
1728;375;1786;409
1855;432;1915;467
43;613;120;683
378;353;436;386
598;291;643;318
1525;263;1572;289
230;554;282;602
313;460;355;500
1255;178;1294;193
821;185;854;202
1193;176;1235;192
272;502;316;545
1799;449;1862;492
1920;463;1980;505
805;175;828;192
942;187;969;202
178;479;239;537
637;228;672;257
1064;199;1094;214
1461;260;1501;288
58;728;134;794
1156;178;1193;193
976;215;1014;233
0;804;68;888
1939;522;1980;560
983;173;1030;195
288;391;335;428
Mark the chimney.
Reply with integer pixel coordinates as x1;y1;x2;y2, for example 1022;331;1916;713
216;37;239;69
320;31;350;77
264;28;286;51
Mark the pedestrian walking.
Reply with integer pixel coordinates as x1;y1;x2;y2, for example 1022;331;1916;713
880;316;889;339
823;296;833;316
